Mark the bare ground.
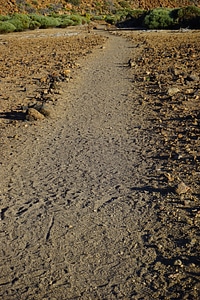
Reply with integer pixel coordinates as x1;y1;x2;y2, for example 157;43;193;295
0;27;199;299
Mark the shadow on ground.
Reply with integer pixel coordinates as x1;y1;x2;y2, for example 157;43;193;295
0;111;26;121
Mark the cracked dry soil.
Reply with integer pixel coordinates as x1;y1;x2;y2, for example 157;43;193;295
0;28;200;299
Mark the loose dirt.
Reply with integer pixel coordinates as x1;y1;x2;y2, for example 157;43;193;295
0;27;199;299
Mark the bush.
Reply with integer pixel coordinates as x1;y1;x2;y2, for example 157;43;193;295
0;15;11;21
144;8;175;29
105;14;121;25
118;9;146;27
91;15;105;21
29;20;40;30
58;18;74;28
30;14;60;28
80;16;88;25
9;13;31;31
69;14;83;25
177;6;200;28
0;21;16;33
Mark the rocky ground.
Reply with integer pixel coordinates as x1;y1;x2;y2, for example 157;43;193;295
119;29;200;299
0;0;195;15
0;26;199;299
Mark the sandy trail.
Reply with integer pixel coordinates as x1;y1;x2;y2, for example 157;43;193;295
1;30;198;299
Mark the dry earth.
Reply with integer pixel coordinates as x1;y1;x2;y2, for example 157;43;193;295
0;26;200;299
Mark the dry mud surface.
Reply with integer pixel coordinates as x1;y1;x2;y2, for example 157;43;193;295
0;27;200;299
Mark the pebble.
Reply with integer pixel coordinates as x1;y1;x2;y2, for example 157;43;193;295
174;259;183;267
168;87;180;96
185;88;194;95
176;182;190;195
39;104;53;118
187;74;199;81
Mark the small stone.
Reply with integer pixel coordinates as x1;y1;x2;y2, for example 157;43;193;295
174;259;183;267
26;108;45;121
186;217;193;225
39;104;53;118
165;173;174;182
187;74;199;81
174;69;181;76
185;89;194;95
193;118;198;125
178;133;183;139
43;89;48;94
190;238;196;245
168;87;180;96
40;76;48;83
63;69;71;77
176;182;190;195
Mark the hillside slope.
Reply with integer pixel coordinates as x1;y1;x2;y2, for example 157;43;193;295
0;0;198;15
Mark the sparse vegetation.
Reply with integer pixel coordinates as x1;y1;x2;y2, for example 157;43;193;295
144;8;175;29
0;21;16;33
0;12;89;33
177;5;200;28
0;5;199;34
117;9;146;27
58;17;74;28
30;14;60;28
117;6;200;29
9;13;31;31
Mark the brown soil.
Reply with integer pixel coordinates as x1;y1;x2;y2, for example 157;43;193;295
0;26;199;299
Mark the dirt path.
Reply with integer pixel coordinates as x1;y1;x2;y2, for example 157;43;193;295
0;30;199;299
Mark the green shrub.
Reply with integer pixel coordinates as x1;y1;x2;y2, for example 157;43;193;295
0;21;16;33
130;9;146;19
0;15;11;21
69;14;83;25
9;13;31;31
105;14;121;25
58;18;74;28
91;15;105;21
30;14;44;23
144;8;175;29
30;14;60;28
40;16;60;28
120;9;146;27
177;6;200;28
29;20;40;30
80;16;88;25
